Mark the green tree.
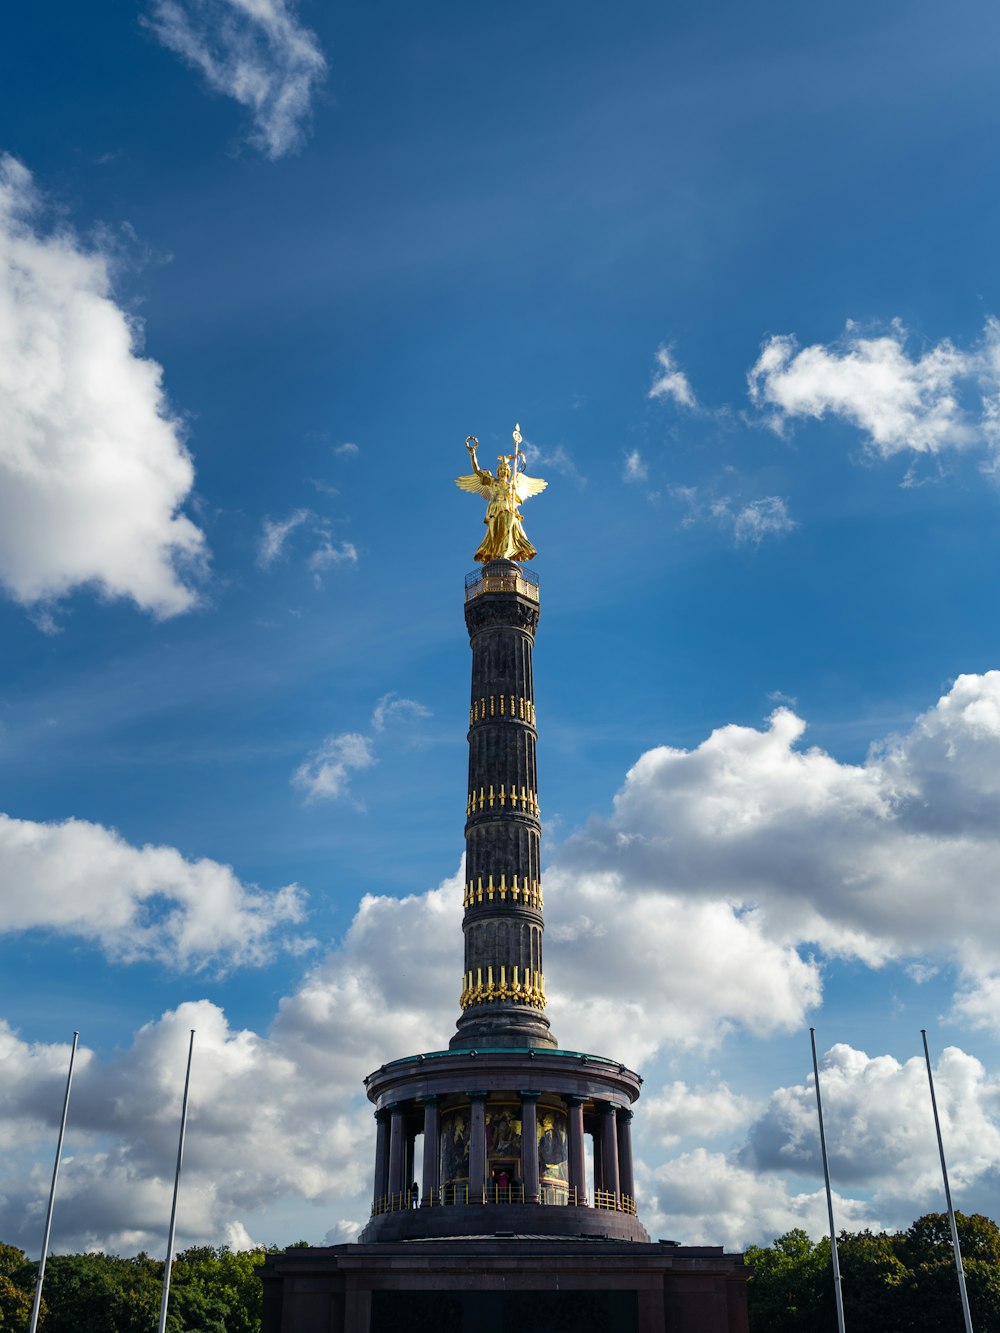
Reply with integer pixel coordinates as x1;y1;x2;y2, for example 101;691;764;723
746;1229;829;1331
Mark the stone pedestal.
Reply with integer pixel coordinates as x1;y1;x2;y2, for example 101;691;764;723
260;1237;750;1333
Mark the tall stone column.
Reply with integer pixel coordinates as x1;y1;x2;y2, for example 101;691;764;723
617;1108;635;1205
452;561;556;1050
372;1109;390;1203
421;1097;440;1205
387;1103;405;1198
566;1096;587;1205
468;1093;488;1201
519;1092;540;1203
599;1102;620;1200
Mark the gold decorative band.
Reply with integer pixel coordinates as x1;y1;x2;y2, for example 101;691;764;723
469;695;536;726
463;875;543;910
459;966;546;1010
466;785;539;818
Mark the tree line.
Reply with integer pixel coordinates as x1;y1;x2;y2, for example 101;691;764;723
747;1212;1000;1330
0;1242;280;1332
4;1212;1000;1331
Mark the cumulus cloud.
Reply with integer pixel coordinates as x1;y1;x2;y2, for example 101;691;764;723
743;1043;1000;1225
643;1081;757;1149
560;671;1000;1022
0;813;305;969
644;1148;881;1250
544;874;821;1064
0;871;464;1253
649;346;698;409
256;507;311;568
1;1003;368;1254
291;732;374;802
145;0;327;159
0;156;205;618
747;318;1000;457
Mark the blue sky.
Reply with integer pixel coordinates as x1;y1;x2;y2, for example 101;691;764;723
5;0;1000;1255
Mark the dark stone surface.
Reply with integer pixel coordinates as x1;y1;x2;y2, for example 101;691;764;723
260;1238;750;1333
359;1199;649;1244
458;558;554;1050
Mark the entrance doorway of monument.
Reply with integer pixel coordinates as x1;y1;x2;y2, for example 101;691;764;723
372;1288;637;1333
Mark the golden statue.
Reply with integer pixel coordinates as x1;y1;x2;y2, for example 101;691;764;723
455;423;548;563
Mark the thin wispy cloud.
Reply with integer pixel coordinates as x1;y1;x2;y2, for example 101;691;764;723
649;345;698;409
144;0;327;160
334;441;360;457
292;732;374;803
371;692;431;733
672;485;796;547
623;449;649;484
730;496;797;545
520;438;586;488
293;692;431;803
256;507;311;568
308;534;358;585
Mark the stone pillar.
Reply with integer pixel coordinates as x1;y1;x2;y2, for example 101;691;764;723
372;1109;390;1203
600;1101;620;1201
566;1096;587;1205
421;1097;440;1204
387;1103;405;1199
617;1108;635;1205
468;1092;488;1202
519;1092;540;1203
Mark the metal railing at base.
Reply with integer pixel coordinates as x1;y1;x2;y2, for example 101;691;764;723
465;568;540;604
371;1185;638;1217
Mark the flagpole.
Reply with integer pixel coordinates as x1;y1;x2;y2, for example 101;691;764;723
921;1029;974;1333
158;1029;195;1333
810;1028;846;1333
28;1030;79;1333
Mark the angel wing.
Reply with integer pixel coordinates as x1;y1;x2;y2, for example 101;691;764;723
455;473;494;499
514;473;548;502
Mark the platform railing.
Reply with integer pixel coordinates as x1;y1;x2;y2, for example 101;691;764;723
465;567;539;604
370;1185;637;1217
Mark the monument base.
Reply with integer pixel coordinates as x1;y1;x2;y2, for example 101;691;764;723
260;1235;749;1333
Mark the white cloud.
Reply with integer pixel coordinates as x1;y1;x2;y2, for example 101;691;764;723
642;1081;757;1149
291;731;374;802
560;671;1000;1022
334;441;360;457
731;495;797;544
145;0;327;160
743;1043;1000;1223
649;346;698;409
0;812;305;969
747;319;1000;456
644;1148;880;1250
544;874;821;1064
0;156;205;618
0;870;465;1253
256;507;311;568
307;534;358;584
672;485;796;546
371;692;430;733
623;449;648;484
